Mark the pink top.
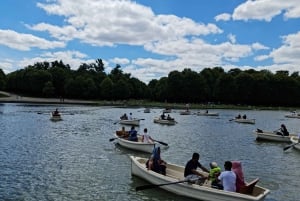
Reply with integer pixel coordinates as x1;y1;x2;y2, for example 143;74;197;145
232;161;246;192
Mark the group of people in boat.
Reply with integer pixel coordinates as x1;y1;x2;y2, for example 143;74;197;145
146;150;252;193
160;112;174;120
117;126;154;143
235;114;247;119
120;112;133;120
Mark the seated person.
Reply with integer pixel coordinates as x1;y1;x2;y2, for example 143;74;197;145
209;162;223;189
141;128;154;143
116;126;129;138
218;161;236;192
232;161;246;193
236;114;241;119
53;108;59;116
184;153;209;184
161;112;166;120
242;114;247;119
277;124;289;136
128;126;138;141
166;114;174;120
146;147;166;175
120;113;128;120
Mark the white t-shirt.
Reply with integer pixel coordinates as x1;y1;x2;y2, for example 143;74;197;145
143;134;152;143
218;171;237;192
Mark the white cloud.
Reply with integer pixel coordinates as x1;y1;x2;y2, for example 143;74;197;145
215;13;231;21
0;29;65;51
110;57;130;65
227;34;236;44
232;0;300;21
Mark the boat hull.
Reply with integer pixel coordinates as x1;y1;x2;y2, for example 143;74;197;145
116;135;155;153
119;119;140;126
290;136;300;151
254;131;292;142
153;118;176;125
131;156;269;201
50;113;62;121
234;119;255;124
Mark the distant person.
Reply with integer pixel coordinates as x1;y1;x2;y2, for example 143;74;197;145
53;108;59;116
129;112;133;120
242;114;247;119
161;112;166;120
218;161;237;192
236;114;241;119
120;113;128;120
142;128;154;143
184;153;209;184
128;126;138;141
167;114;174;120
117;126;128;138
146;147;166;175
277;124;289;136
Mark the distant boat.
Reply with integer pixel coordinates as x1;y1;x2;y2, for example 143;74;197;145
50;112;62;121
144;108;150;113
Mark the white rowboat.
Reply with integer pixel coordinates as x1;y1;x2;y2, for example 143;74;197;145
290;136;300;151
179;110;191;115
285;112;300;119
50;113;62;121
119;119;141;126
197;112;219;116
233;118;255;124
115;134;155;153
153;117;176;125
253;130;293;142
131;156;270;201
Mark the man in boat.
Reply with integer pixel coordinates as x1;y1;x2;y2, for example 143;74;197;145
116;126;129;138
146;147;166;175
120;113;128;120
217;161;236;192
166;114;174;120
141;128;154;143
128;126;138;141
184;153;209;184
161;112;166;120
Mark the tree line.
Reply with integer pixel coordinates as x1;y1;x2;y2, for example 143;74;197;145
0;59;300;107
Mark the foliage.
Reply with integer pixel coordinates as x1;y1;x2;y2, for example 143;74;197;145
2;60;300;107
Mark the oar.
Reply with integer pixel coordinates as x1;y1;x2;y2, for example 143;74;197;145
109;137;118;142
283;142;300;151
136;179;188;191
153;139;168;146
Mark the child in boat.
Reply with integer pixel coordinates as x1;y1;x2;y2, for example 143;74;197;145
209;162;223;189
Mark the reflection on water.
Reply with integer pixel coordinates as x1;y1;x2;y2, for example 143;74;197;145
0;103;299;201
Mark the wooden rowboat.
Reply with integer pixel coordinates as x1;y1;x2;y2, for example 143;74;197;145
131;156;270;201
153;117;176;125
114;134;155;153
253;130;293;142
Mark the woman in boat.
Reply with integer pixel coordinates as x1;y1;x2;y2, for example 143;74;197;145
146;147;166;175
277;124;289;136
231;161;246;193
184;153;209;184
128;126;138;141
141;128;154;143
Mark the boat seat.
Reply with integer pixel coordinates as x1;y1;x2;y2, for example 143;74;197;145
239;178;259;195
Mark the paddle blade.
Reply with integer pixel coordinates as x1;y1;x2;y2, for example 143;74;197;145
155;140;168;146
283;144;294;151
109;138;117;142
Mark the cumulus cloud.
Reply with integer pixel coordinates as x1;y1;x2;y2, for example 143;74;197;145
232;0;300;21
0;29;65;51
215;13;231;21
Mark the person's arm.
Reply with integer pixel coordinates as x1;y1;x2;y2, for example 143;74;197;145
198;162;209;173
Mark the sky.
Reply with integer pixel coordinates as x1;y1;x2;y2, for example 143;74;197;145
0;0;300;83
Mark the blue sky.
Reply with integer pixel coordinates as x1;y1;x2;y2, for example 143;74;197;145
0;0;300;83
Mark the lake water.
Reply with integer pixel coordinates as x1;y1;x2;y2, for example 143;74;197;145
0;103;299;201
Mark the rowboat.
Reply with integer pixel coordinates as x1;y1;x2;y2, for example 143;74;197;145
253;130;293;142
233;118;255;124
144;108;150;113
290;136;300;151
179;110;191;115
162;108;172;113
197;111;219;116
113;134;155;153
50;112;62;121
285;112;300;119
119;119;141;126
131;156;270;201
153;117;176;125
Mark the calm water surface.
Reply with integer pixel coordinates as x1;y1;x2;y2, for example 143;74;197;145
0;103;299;201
